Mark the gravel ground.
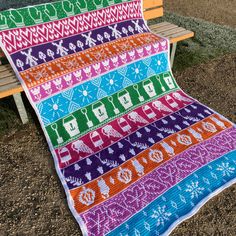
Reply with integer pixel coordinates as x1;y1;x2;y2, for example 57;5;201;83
1;53;235;236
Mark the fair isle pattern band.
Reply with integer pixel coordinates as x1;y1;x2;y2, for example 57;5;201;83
0;0;235;236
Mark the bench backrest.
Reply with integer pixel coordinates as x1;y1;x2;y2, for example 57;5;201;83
143;0;163;20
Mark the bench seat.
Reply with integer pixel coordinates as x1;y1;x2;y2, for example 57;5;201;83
149;22;194;44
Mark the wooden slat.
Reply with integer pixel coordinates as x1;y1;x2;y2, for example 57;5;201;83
150;22;194;43
152;24;179;34
149;22;171;30
160;27;187;37
0;64;11;72
143;0;163;9
169;31;195;43
0;83;23;99
0;75;18;87
144;7;163;20
0;69;15;78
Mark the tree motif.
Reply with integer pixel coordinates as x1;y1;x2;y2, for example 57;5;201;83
16;59;24;71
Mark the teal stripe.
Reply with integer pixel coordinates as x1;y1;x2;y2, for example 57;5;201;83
108;150;236;236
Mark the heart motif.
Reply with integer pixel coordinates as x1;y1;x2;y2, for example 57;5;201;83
49;35;54;40
47;23;52;29
69;18;79;32
7;45;12;52
22;41;28;47
33;38;39;44
30;27;36;33
53;22;64;37
13;30;19;36
82;14;93;28
64;30;70;36
38;37;44;43
3;32;17;49
36;26;48;42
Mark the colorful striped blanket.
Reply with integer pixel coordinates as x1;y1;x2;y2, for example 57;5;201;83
0;1;235;235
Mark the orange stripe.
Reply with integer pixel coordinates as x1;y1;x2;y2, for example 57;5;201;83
70;114;232;213
20;33;161;88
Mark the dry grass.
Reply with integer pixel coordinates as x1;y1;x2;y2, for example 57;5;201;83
164;0;236;28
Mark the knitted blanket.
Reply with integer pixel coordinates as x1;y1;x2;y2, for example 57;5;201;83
0;1;235;235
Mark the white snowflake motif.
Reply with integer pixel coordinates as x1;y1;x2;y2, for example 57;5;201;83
128;61;147;82
153;53;168;73
101;72;122;93
185;181;205;199
151;205;171;227
217;162;235;177
45;97;67;119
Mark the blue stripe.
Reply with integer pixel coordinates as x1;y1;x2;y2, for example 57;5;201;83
38;52;169;125
107;150;236;236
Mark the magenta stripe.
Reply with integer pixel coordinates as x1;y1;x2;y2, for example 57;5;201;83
80;127;236;235
29;39;168;102
0;1;142;54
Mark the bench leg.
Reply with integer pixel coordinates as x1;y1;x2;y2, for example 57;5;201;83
13;93;29;124
170;42;177;68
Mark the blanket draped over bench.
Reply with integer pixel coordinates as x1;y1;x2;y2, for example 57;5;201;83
0;0;235;235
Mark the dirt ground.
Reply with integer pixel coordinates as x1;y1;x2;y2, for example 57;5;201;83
164;0;236;28
0;53;235;236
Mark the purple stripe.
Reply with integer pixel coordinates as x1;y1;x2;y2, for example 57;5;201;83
12;19;148;71
81;127;236;235
63;102;213;190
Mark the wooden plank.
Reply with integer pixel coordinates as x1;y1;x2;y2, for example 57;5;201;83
144;7;164;20
0;83;23;99
149;22;171;30
149;22;194;43
170;31;194;43
160;27;186;37
152;24;179;34
0;75;18;87
0;64;11;72
0;70;15;78
143;0;163;9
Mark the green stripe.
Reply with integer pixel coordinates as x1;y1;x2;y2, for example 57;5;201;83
46;72;179;148
0;0;132;30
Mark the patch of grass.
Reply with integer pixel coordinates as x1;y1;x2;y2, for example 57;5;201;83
149;11;236;71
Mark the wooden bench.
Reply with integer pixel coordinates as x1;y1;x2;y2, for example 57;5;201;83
0;0;194;124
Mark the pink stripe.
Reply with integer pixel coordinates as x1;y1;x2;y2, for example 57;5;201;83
0;2;142;54
81;127;236;235
29;39;167;102
55;91;190;169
